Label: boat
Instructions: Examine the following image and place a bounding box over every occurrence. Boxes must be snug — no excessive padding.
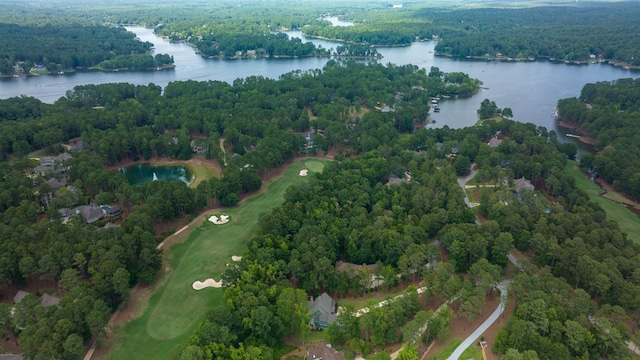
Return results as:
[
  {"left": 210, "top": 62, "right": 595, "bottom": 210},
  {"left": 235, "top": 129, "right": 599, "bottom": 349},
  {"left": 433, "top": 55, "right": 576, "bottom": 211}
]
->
[{"left": 434, "top": 107, "right": 440, "bottom": 112}]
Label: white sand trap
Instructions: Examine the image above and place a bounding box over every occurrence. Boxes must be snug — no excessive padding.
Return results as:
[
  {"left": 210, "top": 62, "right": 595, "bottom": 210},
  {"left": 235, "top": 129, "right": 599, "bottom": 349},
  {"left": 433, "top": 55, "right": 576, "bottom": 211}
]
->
[
  {"left": 299, "top": 169, "right": 308, "bottom": 176},
  {"left": 232, "top": 256, "right": 242, "bottom": 261},
  {"left": 192, "top": 278, "right": 223, "bottom": 290},
  {"left": 208, "top": 214, "right": 230, "bottom": 224}
]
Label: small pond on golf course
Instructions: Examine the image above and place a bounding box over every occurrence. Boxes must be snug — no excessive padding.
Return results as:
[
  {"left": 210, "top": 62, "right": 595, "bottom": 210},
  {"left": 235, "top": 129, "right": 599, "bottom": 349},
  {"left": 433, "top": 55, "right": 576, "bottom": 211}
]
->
[{"left": 119, "top": 164, "right": 193, "bottom": 186}]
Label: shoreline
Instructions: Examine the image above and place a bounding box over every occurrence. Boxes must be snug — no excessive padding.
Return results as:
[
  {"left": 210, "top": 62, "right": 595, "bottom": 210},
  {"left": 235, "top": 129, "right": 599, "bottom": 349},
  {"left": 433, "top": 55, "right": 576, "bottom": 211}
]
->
[
  {"left": 0, "top": 64, "right": 175, "bottom": 78},
  {"left": 556, "top": 120, "right": 596, "bottom": 145}
]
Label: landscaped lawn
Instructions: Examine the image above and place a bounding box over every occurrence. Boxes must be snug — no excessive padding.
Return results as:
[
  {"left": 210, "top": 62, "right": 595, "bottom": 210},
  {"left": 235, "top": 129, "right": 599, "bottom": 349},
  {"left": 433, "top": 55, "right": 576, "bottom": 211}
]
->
[
  {"left": 100, "top": 158, "right": 330, "bottom": 360},
  {"left": 459, "top": 344, "right": 483, "bottom": 360},
  {"left": 565, "top": 161, "right": 640, "bottom": 244},
  {"left": 429, "top": 338, "right": 463, "bottom": 360}
]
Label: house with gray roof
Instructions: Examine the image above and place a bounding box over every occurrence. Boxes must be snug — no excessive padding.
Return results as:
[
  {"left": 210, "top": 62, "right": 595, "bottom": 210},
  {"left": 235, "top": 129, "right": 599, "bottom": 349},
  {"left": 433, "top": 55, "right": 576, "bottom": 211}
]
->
[
  {"left": 309, "top": 292, "right": 337, "bottom": 329},
  {"left": 13, "top": 290, "right": 60, "bottom": 307},
  {"left": 514, "top": 177, "right": 535, "bottom": 192},
  {"left": 75, "top": 205, "right": 104, "bottom": 223}
]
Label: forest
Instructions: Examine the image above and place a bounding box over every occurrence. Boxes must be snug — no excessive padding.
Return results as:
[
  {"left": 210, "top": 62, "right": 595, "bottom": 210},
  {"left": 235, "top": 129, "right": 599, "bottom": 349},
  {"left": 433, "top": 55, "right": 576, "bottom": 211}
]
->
[
  {"left": 557, "top": 78, "right": 640, "bottom": 200},
  {"left": 301, "top": 2, "right": 640, "bottom": 65},
  {"left": 0, "top": 23, "right": 174, "bottom": 75},
  {"left": 0, "top": 61, "right": 479, "bottom": 359},
  {"left": 172, "top": 116, "right": 640, "bottom": 359}
]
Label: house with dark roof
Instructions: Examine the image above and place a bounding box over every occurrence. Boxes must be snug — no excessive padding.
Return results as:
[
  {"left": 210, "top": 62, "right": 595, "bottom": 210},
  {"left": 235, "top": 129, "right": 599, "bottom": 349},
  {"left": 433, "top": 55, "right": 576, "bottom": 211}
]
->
[
  {"left": 309, "top": 292, "right": 337, "bottom": 329},
  {"left": 102, "top": 204, "right": 122, "bottom": 218},
  {"left": 306, "top": 343, "right": 345, "bottom": 360}
]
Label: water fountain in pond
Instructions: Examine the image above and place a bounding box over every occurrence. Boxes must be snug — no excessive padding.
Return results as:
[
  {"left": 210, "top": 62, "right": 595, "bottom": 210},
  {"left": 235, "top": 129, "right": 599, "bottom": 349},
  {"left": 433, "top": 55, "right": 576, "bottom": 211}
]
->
[{"left": 152, "top": 172, "right": 158, "bottom": 181}]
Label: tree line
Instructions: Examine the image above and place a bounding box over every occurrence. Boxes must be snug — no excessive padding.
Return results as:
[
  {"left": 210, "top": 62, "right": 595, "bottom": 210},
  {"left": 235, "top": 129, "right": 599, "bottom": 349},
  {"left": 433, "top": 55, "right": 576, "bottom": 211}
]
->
[
  {"left": 0, "top": 23, "right": 175, "bottom": 75},
  {"left": 301, "top": 2, "right": 640, "bottom": 65}
]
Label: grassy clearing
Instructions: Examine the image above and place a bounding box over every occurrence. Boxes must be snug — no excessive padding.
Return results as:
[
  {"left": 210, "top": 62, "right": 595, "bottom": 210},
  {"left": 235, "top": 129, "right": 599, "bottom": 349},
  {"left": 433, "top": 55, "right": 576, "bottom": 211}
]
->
[
  {"left": 428, "top": 338, "right": 463, "bottom": 360},
  {"left": 565, "top": 161, "right": 640, "bottom": 244},
  {"left": 459, "top": 344, "right": 483, "bottom": 360},
  {"left": 184, "top": 157, "right": 219, "bottom": 188},
  {"left": 100, "top": 158, "right": 330, "bottom": 360}
]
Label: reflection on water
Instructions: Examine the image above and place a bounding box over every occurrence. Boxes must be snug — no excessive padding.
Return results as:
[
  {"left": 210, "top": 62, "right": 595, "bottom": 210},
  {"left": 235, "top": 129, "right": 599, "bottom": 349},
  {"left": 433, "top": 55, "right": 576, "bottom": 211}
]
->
[{"left": 120, "top": 164, "right": 192, "bottom": 185}]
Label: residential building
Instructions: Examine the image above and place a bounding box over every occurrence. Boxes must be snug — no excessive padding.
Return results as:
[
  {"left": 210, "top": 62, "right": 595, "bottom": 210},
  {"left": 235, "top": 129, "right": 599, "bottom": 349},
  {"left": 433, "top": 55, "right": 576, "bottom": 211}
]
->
[
  {"left": 514, "top": 177, "right": 535, "bottom": 192},
  {"left": 306, "top": 343, "right": 345, "bottom": 360},
  {"left": 309, "top": 292, "right": 337, "bottom": 329}
]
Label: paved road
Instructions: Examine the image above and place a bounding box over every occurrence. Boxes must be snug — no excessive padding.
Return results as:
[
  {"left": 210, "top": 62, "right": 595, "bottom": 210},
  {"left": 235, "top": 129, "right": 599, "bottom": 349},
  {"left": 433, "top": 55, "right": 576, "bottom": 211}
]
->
[
  {"left": 457, "top": 169, "right": 478, "bottom": 207},
  {"left": 446, "top": 280, "right": 510, "bottom": 360}
]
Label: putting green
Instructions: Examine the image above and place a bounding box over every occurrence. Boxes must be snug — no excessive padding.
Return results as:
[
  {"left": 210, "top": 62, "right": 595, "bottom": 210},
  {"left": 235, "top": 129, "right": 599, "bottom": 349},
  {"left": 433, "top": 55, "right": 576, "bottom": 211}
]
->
[{"left": 102, "top": 158, "right": 329, "bottom": 360}]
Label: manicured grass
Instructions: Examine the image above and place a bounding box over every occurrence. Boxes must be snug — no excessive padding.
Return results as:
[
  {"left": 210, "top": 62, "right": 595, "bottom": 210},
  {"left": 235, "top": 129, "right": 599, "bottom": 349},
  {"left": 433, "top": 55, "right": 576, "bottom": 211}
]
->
[
  {"left": 336, "top": 347, "right": 356, "bottom": 360},
  {"left": 184, "top": 157, "right": 219, "bottom": 188},
  {"left": 459, "top": 344, "right": 483, "bottom": 360},
  {"left": 306, "top": 331, "right": 326, "bottom": 342},
  {"left": 100, "top": 158, "right": 330, "bottom": 360},
  {"left": 428, "top": 338, "right": 463, "bottom": 360},
  {"left": 565, "top": 161, "right": 640, "bottom": 244}
]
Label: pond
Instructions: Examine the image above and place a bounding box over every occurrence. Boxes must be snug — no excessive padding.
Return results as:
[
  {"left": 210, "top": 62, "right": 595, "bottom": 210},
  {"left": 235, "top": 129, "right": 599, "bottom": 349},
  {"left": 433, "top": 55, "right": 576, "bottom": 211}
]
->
[{"left": 119, "top": 164, "right": 193, "bottom": 186}]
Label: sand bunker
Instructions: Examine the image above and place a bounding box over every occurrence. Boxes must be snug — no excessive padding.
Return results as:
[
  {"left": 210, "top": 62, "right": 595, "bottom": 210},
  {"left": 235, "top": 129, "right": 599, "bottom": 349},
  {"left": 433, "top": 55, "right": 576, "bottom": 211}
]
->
[
  {"left": 192, "top": 278, "right": 223, "bottom": 290},
  {"left": 208, "top": 214, "right": 230, "bottom": 224},
  {"left": 232, "top": 256, "right": 242, "bottom": 261},
  {"left": 299, "top": 169, "right": 308, "bottom": 176}
]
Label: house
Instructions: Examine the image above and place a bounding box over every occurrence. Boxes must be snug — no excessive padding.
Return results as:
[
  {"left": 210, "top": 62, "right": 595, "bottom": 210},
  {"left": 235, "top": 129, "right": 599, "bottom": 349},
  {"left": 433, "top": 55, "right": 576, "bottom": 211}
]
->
[
  {"left": 75, "top": 205, "right": 104, "bottom": 223},
  {"left": 306, "top": 343, "right": 345, "bottom": 360},
  {"left": 190, "top": 139, "right": 208, "bottom": 154},
  {"left": 514, "top": 177, "right": 535, "bottom": 192},
  {"left": 14, "top": 290, "right": 60, "bottom": 307},
  {"left": 40, "top": 157, "right": 55, "bottom": 167},
  {"left": 102, "top": 204, "right": 122, "bottom": 218},
  {"left": 41, "top": 293, "right": 60, "bottom": 307},
  {"left": 45, "top": 177, "right": 67, "bottom": 191},
  {"left": 308, "top": 292, "right": 337, "bottom": 329},
  {"left": 487, "top": 136, "right": 503, "bottom": 148}
]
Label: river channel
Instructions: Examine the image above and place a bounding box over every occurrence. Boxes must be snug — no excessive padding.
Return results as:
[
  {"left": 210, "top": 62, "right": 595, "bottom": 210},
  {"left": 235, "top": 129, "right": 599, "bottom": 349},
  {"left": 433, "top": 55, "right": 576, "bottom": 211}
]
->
[{"left": 1, "top": 21, "right": 638, "bottom": 140}]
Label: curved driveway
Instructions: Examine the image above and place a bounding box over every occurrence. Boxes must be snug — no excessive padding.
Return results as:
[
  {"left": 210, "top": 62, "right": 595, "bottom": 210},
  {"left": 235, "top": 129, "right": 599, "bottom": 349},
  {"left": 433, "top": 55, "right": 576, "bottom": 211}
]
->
[{"left": 446, "top": 280, "right": 510, "bottom": 360}]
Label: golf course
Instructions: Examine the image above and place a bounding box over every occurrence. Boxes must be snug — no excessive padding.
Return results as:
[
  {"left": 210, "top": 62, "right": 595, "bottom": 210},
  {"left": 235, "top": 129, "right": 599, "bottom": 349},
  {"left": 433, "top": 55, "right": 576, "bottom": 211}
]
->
[
  {"left": 100, "top": 158, "right": 330, "bottom": 360},
  {"left": 566, "top": 161, "right": 640, "bottom": 244}
]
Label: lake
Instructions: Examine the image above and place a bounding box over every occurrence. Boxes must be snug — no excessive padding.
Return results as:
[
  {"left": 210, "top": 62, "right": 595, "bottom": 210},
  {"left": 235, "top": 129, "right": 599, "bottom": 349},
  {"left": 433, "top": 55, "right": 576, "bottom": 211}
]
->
[
  {"left": 1, "top": 24, "right": 638, "bottom": 139},
  {"left": 119, "top": 164, "right": 192, "bottom": 186}
]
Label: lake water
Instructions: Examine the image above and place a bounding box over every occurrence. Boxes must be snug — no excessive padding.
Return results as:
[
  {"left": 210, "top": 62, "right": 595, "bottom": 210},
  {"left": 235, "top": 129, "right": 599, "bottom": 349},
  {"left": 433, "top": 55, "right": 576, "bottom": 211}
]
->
[
  {"left": 1, "top": 25, "right": 638, "bottom": 139},
  {"left": 119, "top": 164, "right": 192, "bottom": 185}
]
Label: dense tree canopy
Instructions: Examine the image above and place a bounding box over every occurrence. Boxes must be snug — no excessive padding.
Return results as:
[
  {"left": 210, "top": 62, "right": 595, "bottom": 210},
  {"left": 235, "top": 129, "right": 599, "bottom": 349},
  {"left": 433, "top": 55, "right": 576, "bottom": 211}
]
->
[{"left": 557, "top": 78, "right": 640, "bottom": 200}]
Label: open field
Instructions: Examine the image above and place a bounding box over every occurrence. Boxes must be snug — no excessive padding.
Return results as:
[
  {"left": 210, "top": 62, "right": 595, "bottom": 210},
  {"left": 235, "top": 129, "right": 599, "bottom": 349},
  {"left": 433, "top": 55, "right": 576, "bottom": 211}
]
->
[
  {"left": 565, "top": 161, "right": 640, "bottom": 244},
  {"left": 99, "top": 158, "right": 329, "bottom": 360}
]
